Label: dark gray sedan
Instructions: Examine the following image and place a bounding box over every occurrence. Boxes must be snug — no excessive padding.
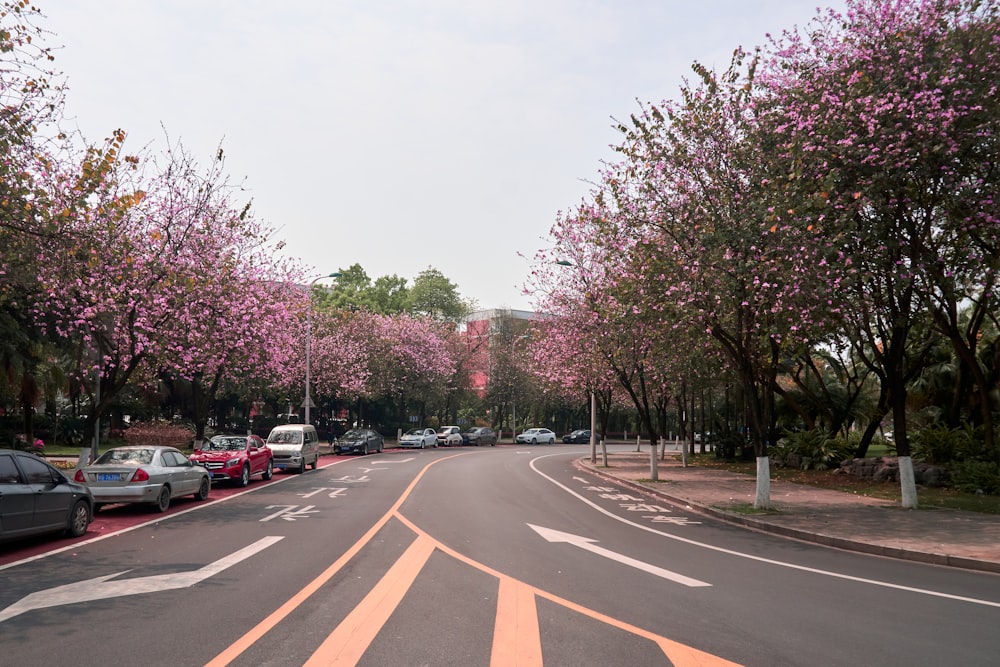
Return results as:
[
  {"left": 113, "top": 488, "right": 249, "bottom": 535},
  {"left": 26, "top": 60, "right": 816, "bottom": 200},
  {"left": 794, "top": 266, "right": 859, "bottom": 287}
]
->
[
  {"left": 1, "top": 448, "right": 93, "bottom": 543},
  {"left": 75, "top": 445, "right": 210, "bottom": 512},
  {"left": 334, "top": 429, "right": 384, "bottom": 455},
  {"left": 466, "top": 427, "right": 497, "bottom": 446}
]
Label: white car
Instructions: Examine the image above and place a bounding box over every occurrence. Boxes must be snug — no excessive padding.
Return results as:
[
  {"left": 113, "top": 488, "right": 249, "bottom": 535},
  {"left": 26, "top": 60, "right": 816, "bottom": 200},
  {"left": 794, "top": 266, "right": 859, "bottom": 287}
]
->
[
  {"left": 436, "top": 426, "right": 463, "bottom": 447},
  {"left": 399, "top": 427, "right": 438, "bottom": 449},
  {"left": 516, "top": 428, "right": 556, "bottom": 444}
]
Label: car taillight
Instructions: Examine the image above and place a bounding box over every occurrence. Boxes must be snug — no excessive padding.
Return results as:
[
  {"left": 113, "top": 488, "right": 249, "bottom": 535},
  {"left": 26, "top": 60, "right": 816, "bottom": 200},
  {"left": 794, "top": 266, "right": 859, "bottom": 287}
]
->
[
  {"left": 74, "top": 469, "right": 85, "bottom": 483},
  {"left": 131, "top": 468, "right": 150, "bottom": 483}
]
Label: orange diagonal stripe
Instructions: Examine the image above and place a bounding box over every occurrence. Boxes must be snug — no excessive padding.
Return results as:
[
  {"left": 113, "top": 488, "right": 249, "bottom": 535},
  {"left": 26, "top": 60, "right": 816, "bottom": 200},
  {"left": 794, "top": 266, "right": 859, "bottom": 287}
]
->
[
  {"left": 492, "top": 577, "right": 543, "bottom": 666},
  {"left": 305, "top": 534, "right": 436, "bottom": 666}
]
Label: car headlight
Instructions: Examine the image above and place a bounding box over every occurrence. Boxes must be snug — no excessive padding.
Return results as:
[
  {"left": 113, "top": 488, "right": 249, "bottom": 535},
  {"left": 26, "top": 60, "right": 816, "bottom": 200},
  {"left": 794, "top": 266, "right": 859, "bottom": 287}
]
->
[{"left": 226, "top": 458, "right": 241, "bottom": 467}]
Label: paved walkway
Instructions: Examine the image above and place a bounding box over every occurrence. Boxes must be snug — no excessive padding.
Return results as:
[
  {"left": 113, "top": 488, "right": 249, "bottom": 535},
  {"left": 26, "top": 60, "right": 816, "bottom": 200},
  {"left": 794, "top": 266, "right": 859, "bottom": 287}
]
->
[{"left": 576, "top": 448, "right": 1000, "bottom": 574}]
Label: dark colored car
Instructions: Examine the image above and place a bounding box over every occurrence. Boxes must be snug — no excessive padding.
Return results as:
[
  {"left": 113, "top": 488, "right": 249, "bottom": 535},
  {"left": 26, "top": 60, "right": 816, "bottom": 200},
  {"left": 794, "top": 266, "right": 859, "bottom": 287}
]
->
[
  {"left": 189, "top": 434, "right": 273, "bottom": 486},
  {"left": 466, "top": 427, "right": 497, "bottom": 446},
  {"left": 1, "top": 448, "right": 94, "bottom": 543},
  {"left": 563, "top": 429, "right": 600, "bottom": 444},
  {"left": 335, "top": 429, "right": 384, "bottom": 455}
]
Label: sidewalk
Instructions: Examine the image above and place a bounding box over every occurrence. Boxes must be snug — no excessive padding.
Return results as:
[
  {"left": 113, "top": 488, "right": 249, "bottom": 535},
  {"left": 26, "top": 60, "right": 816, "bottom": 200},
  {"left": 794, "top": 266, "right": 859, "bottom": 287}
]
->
[{"left": 576, "top": 448, "right": 1000, "bottom": 574}]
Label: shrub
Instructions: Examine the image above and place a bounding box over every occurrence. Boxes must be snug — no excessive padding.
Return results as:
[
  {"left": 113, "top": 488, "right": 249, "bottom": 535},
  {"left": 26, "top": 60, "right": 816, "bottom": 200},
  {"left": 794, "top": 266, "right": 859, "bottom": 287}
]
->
[
  {"left": 776, "top": 429, "right": 853, "bottom": 470},
  {"left": 950, "top": 460, "right": 1000, "bottom": 495},
  {"left": 123, "top": 420, "right": 195, "bottom": 448}
]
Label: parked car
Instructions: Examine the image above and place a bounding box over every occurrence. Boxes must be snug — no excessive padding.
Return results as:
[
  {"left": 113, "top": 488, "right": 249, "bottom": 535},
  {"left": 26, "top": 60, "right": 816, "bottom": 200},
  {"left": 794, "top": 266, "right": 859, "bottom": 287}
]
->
[
  {"left": 1, "top": 448, "right": 94, "bottom": 543},
  {"left": 399, "top": 428, "right": 438, "bottom": 449},
  {"left": 516, "top": 428, "right": 556, "bottom": 444},
  {"left": 563, "top": 429, "right": 600, "bottom": 444},
  {"left": 437, "top": 425, "right": 463, "bottom": 447},
  {"left": 466, "top": 427, "right": 497, "bottom": 446},
  {"left": 189, "top": 434, "right": 273, "bottom": 486},
  {"left": 335, "top": 429, "right": 384, "bottom": 455},
  {"left": 75, "top": 445, "right": 210, "bottom": 513},
  {"left": 266, "top": 424, "right": 321, "bottom": 473}
]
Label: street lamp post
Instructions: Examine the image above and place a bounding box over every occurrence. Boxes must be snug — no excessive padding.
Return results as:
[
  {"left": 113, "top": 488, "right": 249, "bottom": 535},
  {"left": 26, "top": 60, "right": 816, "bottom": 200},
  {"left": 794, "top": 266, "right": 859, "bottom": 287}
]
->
[{"left": 304, "top": 272, "right": 341, "bottom": 425}]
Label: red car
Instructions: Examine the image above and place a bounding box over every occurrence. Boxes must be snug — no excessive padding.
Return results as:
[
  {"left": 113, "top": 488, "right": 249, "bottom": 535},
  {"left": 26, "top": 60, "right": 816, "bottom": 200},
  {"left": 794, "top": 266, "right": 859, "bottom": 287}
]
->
[{"left": 189, "top": 434, "right": 273, "bottom": 487}]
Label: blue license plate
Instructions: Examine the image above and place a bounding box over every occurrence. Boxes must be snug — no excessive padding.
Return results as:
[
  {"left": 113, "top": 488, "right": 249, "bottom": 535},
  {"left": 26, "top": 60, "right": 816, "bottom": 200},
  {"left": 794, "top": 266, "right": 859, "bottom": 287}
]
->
[{"left": 96, "top": 473, "right": 120, "bottom": 482}]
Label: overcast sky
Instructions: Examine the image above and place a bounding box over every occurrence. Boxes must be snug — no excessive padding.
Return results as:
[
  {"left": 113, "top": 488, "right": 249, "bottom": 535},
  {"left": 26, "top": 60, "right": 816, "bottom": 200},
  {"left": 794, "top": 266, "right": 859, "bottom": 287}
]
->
[{"left": 39, "top": 1, "right": 844, "bottom": 312}]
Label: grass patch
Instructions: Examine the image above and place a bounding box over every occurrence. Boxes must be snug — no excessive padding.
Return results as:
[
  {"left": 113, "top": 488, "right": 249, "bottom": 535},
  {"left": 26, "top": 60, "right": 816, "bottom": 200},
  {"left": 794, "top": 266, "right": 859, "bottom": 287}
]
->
[{"left": 691, "top": 454, "right": 1000, "bottom": 514}]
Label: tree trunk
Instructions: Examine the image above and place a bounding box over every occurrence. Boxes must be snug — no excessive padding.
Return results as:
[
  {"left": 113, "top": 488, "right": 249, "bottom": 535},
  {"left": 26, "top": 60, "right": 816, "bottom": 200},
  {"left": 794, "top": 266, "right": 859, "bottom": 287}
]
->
[{"left": 754, "top": 456, "right": 772, "bottom": 510}]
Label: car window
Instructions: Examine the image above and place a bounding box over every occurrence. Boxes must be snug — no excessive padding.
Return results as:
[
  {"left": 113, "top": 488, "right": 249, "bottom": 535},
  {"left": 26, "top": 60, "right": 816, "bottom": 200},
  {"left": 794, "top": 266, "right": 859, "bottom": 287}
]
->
[
  {"left": 268, "top": 431, "right": 302, "bottom": 445},
  {"left": 19, "top": 455, "right": 59, "bottom": 484},
  {"left": 97, "top": 448, "right": 154, "bottom": 465},
  {"left": 208, "top": 437, "right": 245, "bottom": 451},
  {"left": 0, "top": 454, "right": 23, "bottom": 484}
]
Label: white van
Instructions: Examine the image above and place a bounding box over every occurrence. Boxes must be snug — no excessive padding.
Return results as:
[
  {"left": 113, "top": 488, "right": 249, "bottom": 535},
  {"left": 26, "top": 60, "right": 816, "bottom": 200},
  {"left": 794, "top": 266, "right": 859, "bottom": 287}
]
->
[{"left": 265, "top": 424, "right": 320, "bottom": 473}]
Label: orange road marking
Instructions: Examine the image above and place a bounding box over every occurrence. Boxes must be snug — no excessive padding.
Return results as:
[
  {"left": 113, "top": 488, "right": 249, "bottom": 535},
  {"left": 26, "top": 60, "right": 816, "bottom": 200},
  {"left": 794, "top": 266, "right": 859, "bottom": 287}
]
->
[
  {"left": 208, "top": 451, "right": 741, "bottom": 667},
  {"left": 394, "top": 512, "right": 743, "bottom": 667},
  {"left": 491, "top": 577, "right": 543, "bottom": 666},
  {"left": 204, "top": 453, "right": 466, "bottom": 667},
  {"left": 305, "top": 534, "right": 436, "bottom": 666}
]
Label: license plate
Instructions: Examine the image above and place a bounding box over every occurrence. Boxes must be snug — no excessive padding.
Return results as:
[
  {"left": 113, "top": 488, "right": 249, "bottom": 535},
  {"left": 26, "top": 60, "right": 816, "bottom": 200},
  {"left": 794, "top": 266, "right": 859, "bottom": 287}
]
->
[{"left": 96, "top": 473, "right": 120, "bottom": 482}]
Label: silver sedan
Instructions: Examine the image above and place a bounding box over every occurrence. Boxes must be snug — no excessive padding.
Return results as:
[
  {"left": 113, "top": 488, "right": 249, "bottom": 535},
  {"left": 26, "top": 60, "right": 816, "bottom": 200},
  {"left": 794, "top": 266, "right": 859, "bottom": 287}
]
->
[{"left": 75, "top": 445, "right": 210, "bottom": 512}]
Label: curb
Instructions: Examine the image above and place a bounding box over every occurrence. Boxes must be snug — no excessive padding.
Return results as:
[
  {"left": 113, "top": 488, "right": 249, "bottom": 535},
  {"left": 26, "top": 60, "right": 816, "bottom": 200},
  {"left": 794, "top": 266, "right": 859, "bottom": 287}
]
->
[{"left": 574, "top": 459, "right": 1000, "bottom": 575}]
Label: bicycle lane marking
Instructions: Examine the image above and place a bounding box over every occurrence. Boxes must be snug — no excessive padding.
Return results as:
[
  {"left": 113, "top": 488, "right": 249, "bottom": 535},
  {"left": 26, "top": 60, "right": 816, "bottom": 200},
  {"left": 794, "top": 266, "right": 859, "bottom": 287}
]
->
[{"left": 0, "top": 456, "right": 358, "bottom": 571}]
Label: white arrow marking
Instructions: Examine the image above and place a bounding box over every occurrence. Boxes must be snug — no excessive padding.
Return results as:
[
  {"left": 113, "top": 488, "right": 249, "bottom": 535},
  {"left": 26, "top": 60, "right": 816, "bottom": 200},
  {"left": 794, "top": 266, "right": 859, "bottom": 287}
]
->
[
  {"left": 528, "top": 524, "right": 710, "bottom": 588},
  {"left": 0, "top": 536, "right": 284, "bottom": 623}
]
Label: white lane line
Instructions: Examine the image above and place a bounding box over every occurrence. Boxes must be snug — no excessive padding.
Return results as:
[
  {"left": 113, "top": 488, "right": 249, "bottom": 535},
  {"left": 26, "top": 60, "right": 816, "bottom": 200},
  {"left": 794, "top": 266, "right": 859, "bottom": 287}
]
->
[{"left": 529, "top": 453, "right": 1000, "bottom": 608}]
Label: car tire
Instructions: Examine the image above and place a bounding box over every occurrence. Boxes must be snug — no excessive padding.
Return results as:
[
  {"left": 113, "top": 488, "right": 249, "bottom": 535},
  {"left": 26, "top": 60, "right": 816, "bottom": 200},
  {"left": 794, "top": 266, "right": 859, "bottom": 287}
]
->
[
  {"left": 238, "top": 464, "right": 250, "bottom": 487},
  {"left": 155, "top": 486, "right": 171, "bottom": 513},
  {"left": 531, "top": 438, "right": 537, "bottom": 444},
  {"left": 548, "top": 437, "right": 555, "bottom": 444},
  {"left": 194, "top": 476, "right": 210, "bottom": 501},
  {"left": 299, "top": 458, "right": 307, "bottom": 474},
  {"left": 310, "top": 456, "right": 318, "bottom": 470},
  {"left": 66, "top": 500, "right": 90, "bottom": 537},
  {"left": 420, "top": 442, "right": 425, "bottom": 449},
  {"left": 262, "top": 460, "right": 273, "bottom": 480},
  {"left": 362, "top": 443, "right": 369, "bottom": 455}
]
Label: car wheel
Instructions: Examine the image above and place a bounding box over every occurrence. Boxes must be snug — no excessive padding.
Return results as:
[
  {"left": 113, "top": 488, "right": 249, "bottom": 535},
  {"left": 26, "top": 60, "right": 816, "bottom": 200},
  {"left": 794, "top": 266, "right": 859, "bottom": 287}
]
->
[
  {"left": 549, "top": 437, "right": 555, "bottom": 444},
  {"left": 362, "top": 443, "right": 369, "bottom": 455},
  {"left": 262, "top": 460, "right": 273, "bottom": 480},
  {"left": 420, "top": 441, "right": 425, "bottom": 449},
  {"left": 238, "top": 464, "right": 250, "bottom": 487},
  {"left": 155, "top": 486, "right": 171, "bottom": 513},
  {"left": 531, "top": 438, "right": 537, "bottom": 444},
  {"left": 66, "top": 500, "right": 90, "bottom": 537},
  {"left": 377, "top": 441, "right": 383, "bottom": 453},
  {"left": 194, "top": 476, "right": 210, "bottom": 501},
  {"left": 299, "top": 458, "right": 307, "bottom": 474},
  {"left": 310, "top": 455, "right": 318, "bottom": 470}
]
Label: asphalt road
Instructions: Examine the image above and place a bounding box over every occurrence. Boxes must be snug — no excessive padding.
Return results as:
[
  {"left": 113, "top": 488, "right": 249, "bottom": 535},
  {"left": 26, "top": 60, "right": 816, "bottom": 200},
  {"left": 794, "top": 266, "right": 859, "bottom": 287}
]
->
[{"left": 2, "top": 444, "right": 999, "bottom": 666}]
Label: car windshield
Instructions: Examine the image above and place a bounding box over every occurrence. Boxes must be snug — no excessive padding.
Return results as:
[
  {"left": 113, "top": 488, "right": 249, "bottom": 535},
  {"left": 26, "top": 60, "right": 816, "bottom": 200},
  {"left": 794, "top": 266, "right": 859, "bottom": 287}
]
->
[
  {"left": 404, "top": 429, "right": 424, "bottom": 436},
  {"left": 95, "top": 448, "right": 154, "bottom": 465},
  {"left": 342, "top": 430, "right": 364, "bottom": 439},
  {"left": 206, "top": 437, "right": 246, "bottom": 451},
  {"left": 268, "top": 431, "right": 302, "bottom": 445}
]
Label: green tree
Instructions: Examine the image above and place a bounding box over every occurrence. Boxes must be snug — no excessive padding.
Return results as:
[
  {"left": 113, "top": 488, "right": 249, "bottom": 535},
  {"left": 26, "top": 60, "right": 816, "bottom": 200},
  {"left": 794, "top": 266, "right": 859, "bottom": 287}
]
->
[{"left": 406, "top": 267, "right": 472, "bottom": 322}]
